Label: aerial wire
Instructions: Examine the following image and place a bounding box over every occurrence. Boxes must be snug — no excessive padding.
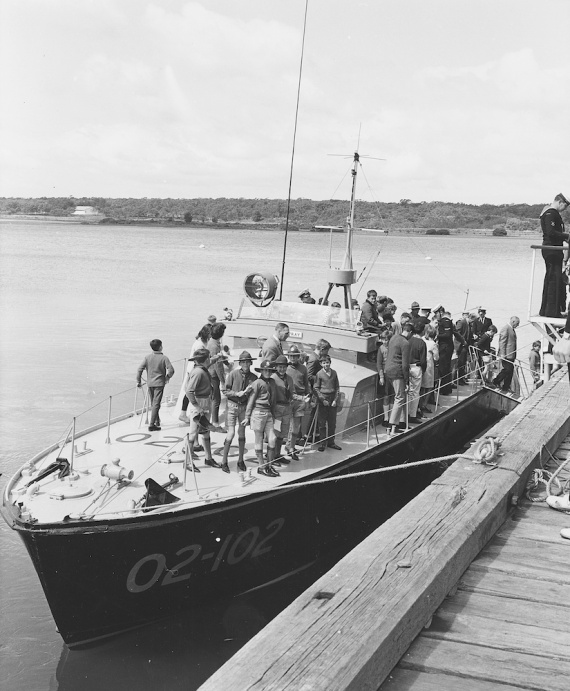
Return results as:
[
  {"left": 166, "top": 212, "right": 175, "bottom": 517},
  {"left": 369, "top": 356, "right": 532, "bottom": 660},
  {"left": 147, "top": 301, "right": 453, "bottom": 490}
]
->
[{"left": 279, "top": 0, "right": 309, "bottom": 300}]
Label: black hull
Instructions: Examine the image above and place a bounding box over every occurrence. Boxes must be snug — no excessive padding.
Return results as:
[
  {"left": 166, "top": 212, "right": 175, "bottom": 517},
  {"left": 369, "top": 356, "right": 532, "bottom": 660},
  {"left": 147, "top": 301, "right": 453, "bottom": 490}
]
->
[{"left": 14, "top": 389, "right": 515, "bottom": 647}]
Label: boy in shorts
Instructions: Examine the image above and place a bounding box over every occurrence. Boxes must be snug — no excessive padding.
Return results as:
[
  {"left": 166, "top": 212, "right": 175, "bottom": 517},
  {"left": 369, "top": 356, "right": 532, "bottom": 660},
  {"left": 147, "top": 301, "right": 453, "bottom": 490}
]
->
[
  {"left": 185, "top": 348, "right": 222, "bottom": 471},
  {"left": 243, "top": 359, "right": 279, "bottom": 477},
  {"left": 220, "top": 351, "right": 257, "bottom": 473}
]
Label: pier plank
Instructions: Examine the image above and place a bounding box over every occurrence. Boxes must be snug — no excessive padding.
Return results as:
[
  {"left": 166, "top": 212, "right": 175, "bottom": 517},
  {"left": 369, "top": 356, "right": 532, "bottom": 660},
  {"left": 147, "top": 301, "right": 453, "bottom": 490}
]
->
[
  {"left": 398, "top": 638, "right": 570, "bottom": 691},
  {"left": 381, "top": 668, "right": 520, "bottom": 691},
  {"left": 199, "top": 373, "right": 570, "bottom": 691},
  {"left": 458, "top": 569, "right": 570, "bottom": 608},
  {"left": 470, "top": 537, "right": 570, "bottom": 583},
  {"left": 424, "top": 592, "right": 570, "bottom": 659}
]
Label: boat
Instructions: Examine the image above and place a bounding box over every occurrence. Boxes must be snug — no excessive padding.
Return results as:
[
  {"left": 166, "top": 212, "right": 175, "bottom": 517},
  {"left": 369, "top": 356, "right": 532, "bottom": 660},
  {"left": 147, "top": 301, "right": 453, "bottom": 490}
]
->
[{"left": 0, "top": 145, "right": 520, "bottom": 648}]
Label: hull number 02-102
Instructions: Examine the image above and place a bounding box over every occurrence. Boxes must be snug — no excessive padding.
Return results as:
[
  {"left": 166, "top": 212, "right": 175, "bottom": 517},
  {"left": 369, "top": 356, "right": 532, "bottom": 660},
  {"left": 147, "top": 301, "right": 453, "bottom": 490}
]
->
[{"left": 126, "top": 517, "right": 285, "bottom": 593}]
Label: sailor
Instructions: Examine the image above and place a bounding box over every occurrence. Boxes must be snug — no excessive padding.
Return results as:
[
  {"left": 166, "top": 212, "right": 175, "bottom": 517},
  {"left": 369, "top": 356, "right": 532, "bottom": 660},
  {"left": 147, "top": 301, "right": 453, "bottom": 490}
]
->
[
  {"left": 184, "top": 348, "right": 222, "bottom": 470},
  {"left": 220, "top": 350, "right": 257, "bottom": 473},
  {"left": 539, "top": 193, "right": 570, "bottom": 318},
  {"left": 299, "top": 289, "right": 316, "bottom": 304},
  {"left": 286, "top": 344, "right": 310, "bottom": 460},
  {"left": 243, "top": 359, "right": 280, "bottom": 477},
  {"left": 271, "top": 354, "right": 295, "bottom": 465},
  {"left": 435, "top": 306, "right": 466, "bottom": 395},
  {"left": 261, "top": 322, "right": 289, "bottom": 361}
]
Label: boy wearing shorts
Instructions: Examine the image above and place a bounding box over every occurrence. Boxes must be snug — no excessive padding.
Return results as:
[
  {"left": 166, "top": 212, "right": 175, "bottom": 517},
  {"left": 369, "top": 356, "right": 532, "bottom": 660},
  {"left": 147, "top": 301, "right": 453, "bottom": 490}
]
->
[
  {"left": 185, "top": 348, "right": 222, "bottom": 471},
  {"left": 243, "top": 359, "right": 279, "bottom": 477},
  {"left": 221, "top": 351, "right": 257, "bottom": 473}
]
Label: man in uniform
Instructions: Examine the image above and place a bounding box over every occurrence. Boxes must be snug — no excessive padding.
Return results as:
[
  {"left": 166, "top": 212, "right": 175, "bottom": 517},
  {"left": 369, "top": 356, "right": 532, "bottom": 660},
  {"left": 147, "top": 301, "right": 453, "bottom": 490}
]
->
[
  {"left": 299, "top": 289, "right": 316, "bottom": 304},
  {"left": 539, "top": 193, "right": 570, "bottom": 318},
  {"left": 435, "top": 305, "right": 466, "bottom": 395}
]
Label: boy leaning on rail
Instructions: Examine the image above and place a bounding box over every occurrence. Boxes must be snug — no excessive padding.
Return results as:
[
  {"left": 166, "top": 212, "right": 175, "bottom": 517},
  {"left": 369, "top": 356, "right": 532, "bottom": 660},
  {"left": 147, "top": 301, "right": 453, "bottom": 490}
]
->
[{"left": 136, "top": 339, "right": 174, "bottom": 432}]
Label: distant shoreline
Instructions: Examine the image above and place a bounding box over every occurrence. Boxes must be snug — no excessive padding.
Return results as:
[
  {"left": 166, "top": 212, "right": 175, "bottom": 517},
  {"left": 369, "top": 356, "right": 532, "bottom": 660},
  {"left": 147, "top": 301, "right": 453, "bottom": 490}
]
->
[{"left": 0, "top": 214, "right": 540, "bottom": 238}]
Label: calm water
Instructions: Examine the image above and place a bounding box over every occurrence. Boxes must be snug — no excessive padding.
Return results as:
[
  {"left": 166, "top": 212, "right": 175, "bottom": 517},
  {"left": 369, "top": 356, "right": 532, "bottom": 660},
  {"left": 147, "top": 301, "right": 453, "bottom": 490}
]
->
[{"left": 0, "top": 220, "right": 543, "bottom": 690}]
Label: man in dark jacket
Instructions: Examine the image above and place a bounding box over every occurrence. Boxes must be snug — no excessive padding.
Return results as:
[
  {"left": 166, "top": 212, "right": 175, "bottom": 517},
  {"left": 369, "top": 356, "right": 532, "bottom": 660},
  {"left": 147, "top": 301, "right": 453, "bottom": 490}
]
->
[
  {"left": 385, "top": 322, "right": 412, "bottom": 434},
  {"left": 540, "top": 193, "right": 570, "bottom": 318}
]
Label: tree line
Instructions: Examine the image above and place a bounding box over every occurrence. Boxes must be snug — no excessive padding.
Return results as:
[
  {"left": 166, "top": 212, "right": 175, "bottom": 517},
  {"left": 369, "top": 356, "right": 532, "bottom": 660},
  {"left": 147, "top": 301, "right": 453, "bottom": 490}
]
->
[{"left": 0, "top": 196, "right": 546, "bottom": 231}]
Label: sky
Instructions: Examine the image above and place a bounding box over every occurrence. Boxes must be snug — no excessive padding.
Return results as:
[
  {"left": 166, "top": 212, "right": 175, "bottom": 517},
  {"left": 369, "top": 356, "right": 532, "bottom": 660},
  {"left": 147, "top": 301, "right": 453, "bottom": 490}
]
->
[{"left": 1, "top": 0, "right": 569, "bottom": 204}]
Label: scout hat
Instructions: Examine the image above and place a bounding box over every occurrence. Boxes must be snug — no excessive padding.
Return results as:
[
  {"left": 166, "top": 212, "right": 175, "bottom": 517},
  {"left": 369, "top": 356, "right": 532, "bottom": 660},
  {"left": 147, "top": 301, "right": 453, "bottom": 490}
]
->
[
  {"left": 237, "top": 350, "right": 254, "bottom": 362},
  {"left": 410, "top": 301, "right": 420, "bottom": 310},
  {"left": 288, "top": 344, "right": 302, "bottom": 355},
  {"left": 273, "top": 355, "right": 289, "bottom": 366},
  {"left": 298, "top": 289, "right": 311, "bottom": 298},
  {"left": 254, "top": 359, "right": 276, "bottom": 372},
  {"left": 189, "top": 347, "right": 209, "bottom": 362}
]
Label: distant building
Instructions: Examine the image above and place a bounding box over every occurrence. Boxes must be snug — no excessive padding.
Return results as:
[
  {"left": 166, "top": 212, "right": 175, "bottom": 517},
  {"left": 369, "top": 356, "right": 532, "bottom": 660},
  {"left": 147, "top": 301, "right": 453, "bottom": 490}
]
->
[{"left": 73, "top": 206, "right": 98, "bottom": 215}]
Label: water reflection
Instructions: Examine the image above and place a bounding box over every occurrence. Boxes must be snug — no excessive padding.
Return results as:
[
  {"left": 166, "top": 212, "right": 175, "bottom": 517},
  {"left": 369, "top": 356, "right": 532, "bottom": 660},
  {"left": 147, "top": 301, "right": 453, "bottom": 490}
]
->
[{"left": 55, "top": 558, "right": 333, "bottom": 691}]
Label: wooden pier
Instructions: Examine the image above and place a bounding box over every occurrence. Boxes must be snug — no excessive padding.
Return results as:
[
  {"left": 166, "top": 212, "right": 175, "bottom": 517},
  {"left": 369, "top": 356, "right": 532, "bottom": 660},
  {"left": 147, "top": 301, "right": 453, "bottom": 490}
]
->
[{"left": 199, "top": 370, "right": 570, "bottom": 691}]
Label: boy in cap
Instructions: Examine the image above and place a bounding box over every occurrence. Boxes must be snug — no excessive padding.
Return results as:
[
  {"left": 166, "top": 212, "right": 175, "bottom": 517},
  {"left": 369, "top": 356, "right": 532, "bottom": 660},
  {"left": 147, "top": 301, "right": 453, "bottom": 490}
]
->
[
  {"left": 220, "top": 351, "right": 257, "bottom": 473},
  {"left": 184, "top": 348, "right": 222, "bottom": 470},
  {"left": 314, "top": 354, "right": 341, "bottom": 451},
  {"left": 243, "top": 360, "right": 280, "bottom": 477},
  {"left": 271, "top": 354, "right": 295, "bottom": 464},
  {"left": 286, "top": 344, "right": 310, "bottom": 459},
  {"left": 136, "top": 339, "right": 175, "bottom": 432}
]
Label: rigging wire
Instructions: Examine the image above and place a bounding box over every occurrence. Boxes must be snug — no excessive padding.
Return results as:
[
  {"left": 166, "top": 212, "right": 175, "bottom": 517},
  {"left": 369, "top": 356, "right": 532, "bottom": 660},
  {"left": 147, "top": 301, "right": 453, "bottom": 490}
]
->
[{"left": 279, "top": 0, "right": 309, "bottom": 300}]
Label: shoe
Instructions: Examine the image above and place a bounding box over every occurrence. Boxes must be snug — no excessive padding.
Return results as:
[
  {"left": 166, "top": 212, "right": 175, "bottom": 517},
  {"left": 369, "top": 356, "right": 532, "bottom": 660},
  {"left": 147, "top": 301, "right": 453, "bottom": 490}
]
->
[
  {"left": 328, "top": 443, "right": 342, "bottom": 450},
  {"left": 257, "top": 465, "right": 279, "bottom": 478},
  {"left": 204, "top": 458, "right": 222, "bottom": 469},
  {"left": 186, "top": 462, "right": 201, "bottom": 473},
  {"left": 388, "top": 426, "right": 401, "bottom": 436},
  {"left": 289, "top": 451, "right": 300, "bottom": 461},
  {"left": 178, "top": 413, "right": 190, "bottom": 423},
  {"left": 194, "top": 443, "right": 204, "bottom": 453},
  {"left": 408, "top": 416, "right": 421, "bottom": 424},
  {"left": 296, "top": 437, "right": 306, "bottom": 446},
  {"left": 148, "top": 425, "right": 161, "bottom": 431},
  {"left": 416, "top": 410, "right": 424, "bottom": 419},
  {"left": 397, "top": 423, "right": 407, "bottom": 431},
  {"left": 237, "top": 460, "right": 247, "bottom": 472},
  {"left": 382, "top": 421, "right": 391, "bottom": 428},
  {"left": 423, "top": 407, "right": 433, "bottom": 413},
  {"left": 221, "top": 464, "right": 230, "bottom": 474},
  {"left": 546, "top": 494, "right": 570, "bottom": 511},
  {"left": 561, "top": 528, "right": 570, "bottom": 540},
  {"left": 318, "top": 445, "right": 325, "bottom": 452}
]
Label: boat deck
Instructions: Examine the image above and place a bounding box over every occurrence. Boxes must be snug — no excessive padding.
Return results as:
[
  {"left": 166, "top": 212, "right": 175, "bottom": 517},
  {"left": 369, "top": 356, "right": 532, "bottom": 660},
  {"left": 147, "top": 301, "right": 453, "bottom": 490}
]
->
[
  {"left": 380, "top": 434, "right": 570, "bottom": 691},
  {"left": 7, "top": 383, "right": 478, "bottom": 524}
]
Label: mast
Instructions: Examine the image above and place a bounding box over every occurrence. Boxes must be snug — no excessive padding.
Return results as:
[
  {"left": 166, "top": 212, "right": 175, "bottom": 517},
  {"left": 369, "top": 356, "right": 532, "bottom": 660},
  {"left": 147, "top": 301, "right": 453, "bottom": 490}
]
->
[{"left": 322, "top": 152, "right": 359, "bottom": 308}]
